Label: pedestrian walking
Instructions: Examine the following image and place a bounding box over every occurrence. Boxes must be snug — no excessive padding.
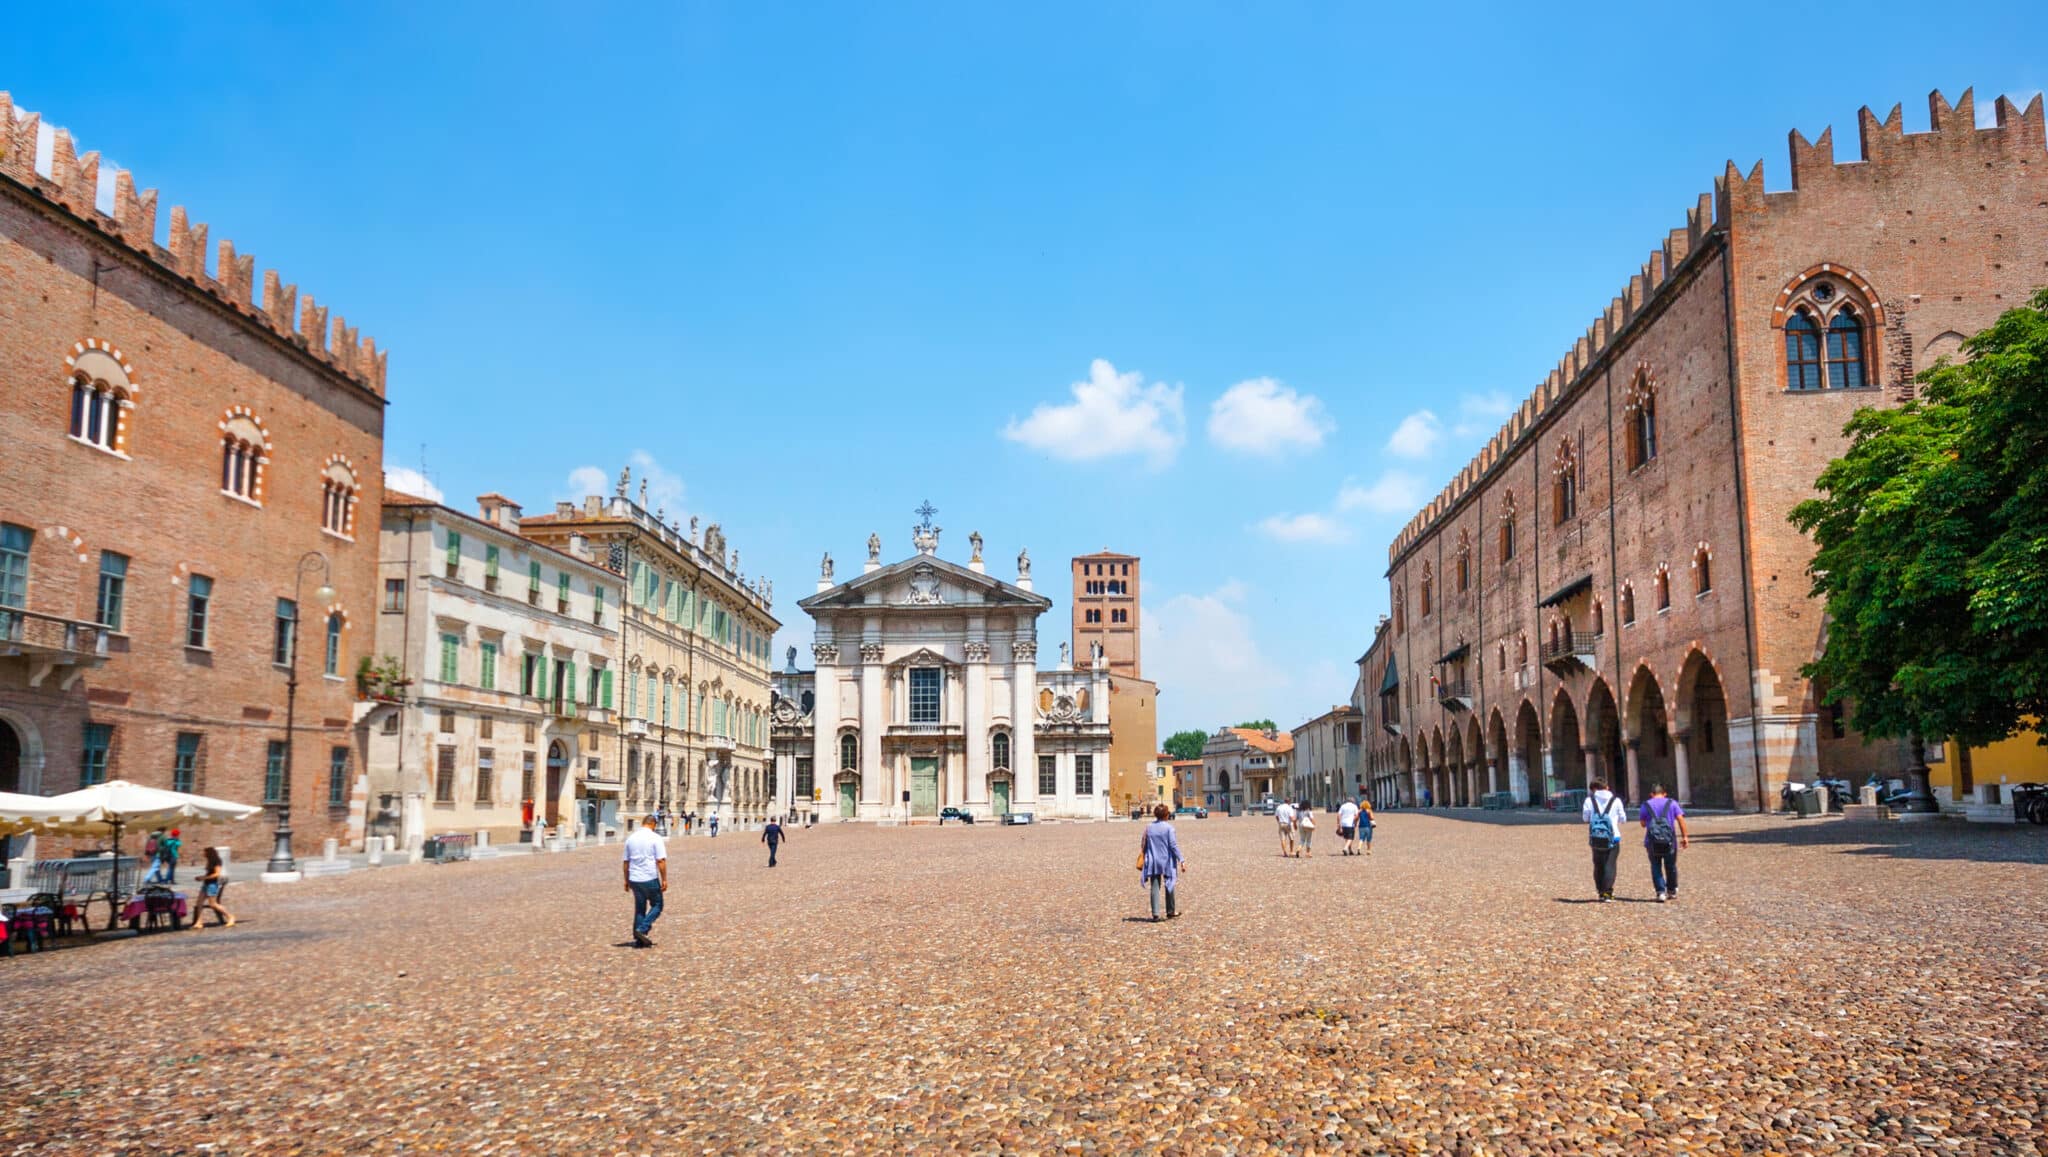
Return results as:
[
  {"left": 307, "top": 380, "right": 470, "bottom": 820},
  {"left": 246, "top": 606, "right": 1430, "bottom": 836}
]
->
[
  {"left": 141, "top": 828, "right": 167, "bottom": 884},
  {"left": 1336, "top": 797, "right": 1359, "bottom": 855},
  {"left": 156, "top": 828, "right": 182, "bottom": 884},
  {"left": 622, "top": 811, "right": 668, "bottom": 947},
  {"left": 762, "top": 817, "right": 785, "bottom": 867},
  {"left": 189, "top": 846, "right": 235, "bottom": 929},
  {"left": 1357, "top": 797, "right": 1375, "bottom": 855},
  {"left": 1638, "top": 783, "right": 1690, "bottom": 902},
  {"left": 1581, "top": 779, "right": 1628, "bottom": 902},
  {"left": 1138, "top": 803, "right": 1186, "bottom": 922},
  {"left": 1273, "top": 798, "right": 1298, "bottom": 858},
  {"left": 709, "top": 813, "right": 720, "bottom": 838},
  {"left": 1296, "top": 801, "right": 1316, "bottom": 857}
]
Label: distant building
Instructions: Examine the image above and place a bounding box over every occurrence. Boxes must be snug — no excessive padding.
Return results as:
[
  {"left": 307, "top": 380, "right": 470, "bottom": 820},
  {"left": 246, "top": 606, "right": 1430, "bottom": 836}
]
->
[
  {"left": 1201, "top": 727, "right": 1292, "bottom": 814},
  {"left": 1291, "top": 706, "right": 1363, "bottom": 811},
  {"left": 1072, "top": 551, "right": 1156, "bottom": 815},
  {"left": 1355, "top": 617, "right": 1407, "bottom": 809},
  {"left": 1168, "top": 759, "right": 1204, "bottom": 809}
]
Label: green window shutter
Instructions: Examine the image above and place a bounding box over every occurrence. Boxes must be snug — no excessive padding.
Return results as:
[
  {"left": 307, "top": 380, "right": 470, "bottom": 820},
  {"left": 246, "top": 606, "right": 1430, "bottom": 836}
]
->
[
  {"left": 485, "top": 545, "right": 500, "bottom": 579},
  {"left": 529, "top": 560, "right": 543, "bottom": 594},
  {"left": 440, "top": 634, "right": 459, "bottom": 683},
  {"left": 601, "top": 668, "right": 614, "bottom": 709},
  {"left": 480, "top": 643, "right": 496, "bottom": 689},
  {"left": 537, "top": 655, "right": 549, "bottom": 698},
  {"left": 564, "top": 661, "right": 577, "bottom": 708},
  {"left": 627, "top": 671, "right": 639, "bottom": 715},
  {"left": 592, "top": 586, "right": 605, "bottom": 618},
  {"left": 559, "top": 572, "right": 571, "bottom": 606},
  {"left": 446, "top": 531, "right": 461, "bottom": 569}
]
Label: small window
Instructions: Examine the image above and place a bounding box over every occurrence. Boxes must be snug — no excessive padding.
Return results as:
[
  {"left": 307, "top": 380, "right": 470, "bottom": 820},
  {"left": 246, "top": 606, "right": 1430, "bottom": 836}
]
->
[
  {"left": 840, "top": 731, "right": 859, "bottom": 771},
  {"left": 384, "top": 577, "right": 406, "bottom": 613},
  {"left": 1038, "top": 754, "right": 1058, "bottom": 797},
  {"left": 1498, "top": 494, "right": 1517, "bottom": 562},
  {"left": 1517, "top": 634, "right": 1528, "bottom": 665},
  {"left": 186, "top": 574, "right": 213, "bottom": 648},
  {"left": 321, "top": 459, "right": 358, "bottom": 536},
  {"left": 1786, "top": 309, "right": 1824, "bottom": 391},
  {"left": 483, "top": 544, "right": 500, "bottom": 592},
  {"left": 324, "top": 613, "right": 344, "bottom": 676},
  {"left": 991, "top": 731, "right": 1011, "bottom": 770},
  {"left": 0, "top": 523, "right": 30, "bottom": 612},
  {"left": 173, "top": 732, "right": 201, "bottom": 793},
  {"left": 435, "top": 746, "right": 456, "bottom": 803},
  {"left": 439, "top": 709, "right": 455, "bottom": 735},
  {"left": 444, "top": 531, "right": 462, "bottom": 580},
  {"left": 1420, "top": 563, "right": 1433, "bottom": 619},
  {"left": 220, "top": 414, "right": 266, "bottom": 502},
  {"left": 381, "top": 713, "right": 399, "bottom": 735},
  {"left": 1553, "top": 442, "right": 1578, "bottom": 523},
  {"left": 274, "top": 598, "right": 297, "bottom": 666},
  {"left": 1591, "top": 599, "right": 1604, "bottom": 636},
  {"left": 1621, "top": 584, "right": 1636, "bottom": 626},
  {"left": 1455, "top": 534, "right": 1470, "bottom": 593},
  {"left": 1694, "top": 546, "right": 1713, "bottom": 595},
  {"left": 476, "top": 748, "right": 495, "bottom": 804},
  {"left": 1655, "top": 569, "right": 1672, "bottom": 611},
  {"left": 81, "top": 722, "right": 114, "bottom": 785},
  {"left": 328, "top": 746, "right": 350, "bottom": 806},
  {"left": 264, "top": 739, "right": 288, "bottom": 803},
  {"left": 96, "top": 551, "right": 128, "bottom": 631},
  {"left": 1075, "top": 754, "right": 1095, "bottom": 796},
  {"left": 1625, "top": 375, "right": 1658, "bottom": 469}
]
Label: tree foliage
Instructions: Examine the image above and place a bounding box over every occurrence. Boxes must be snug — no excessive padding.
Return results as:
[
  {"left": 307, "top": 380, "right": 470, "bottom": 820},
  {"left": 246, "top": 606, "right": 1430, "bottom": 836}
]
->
[
  {"left": 1161, "top": 730, "right": 1209, "bottom": 761},
  {"left": 1234, "top": 719, "right": 1279, "bottom": 733},
  {"left": 1791, "top": 289, "right": 2048, "bottom": 748}
]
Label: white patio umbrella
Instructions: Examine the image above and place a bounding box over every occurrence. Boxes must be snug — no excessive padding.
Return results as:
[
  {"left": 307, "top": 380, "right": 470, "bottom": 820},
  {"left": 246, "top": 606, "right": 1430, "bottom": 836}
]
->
[
  {"left": 0, "top": 791, "right": 70, "bottom": 837},
  {"left": 19, "top": 781, "right": 263, "bottom": 929}
]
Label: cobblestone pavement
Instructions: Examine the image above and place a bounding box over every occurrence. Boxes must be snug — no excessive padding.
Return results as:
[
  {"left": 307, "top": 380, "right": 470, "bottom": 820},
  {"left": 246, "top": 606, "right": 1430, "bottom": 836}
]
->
[{"left": 4, "top": 811, "right": 2045, "bottom": 1154}]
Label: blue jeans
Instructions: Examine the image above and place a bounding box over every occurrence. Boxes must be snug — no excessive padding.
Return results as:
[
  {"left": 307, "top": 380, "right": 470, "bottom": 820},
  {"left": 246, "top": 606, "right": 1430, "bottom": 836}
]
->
[
  {"left": 1648, "top": 848, "right": 1679, "bottom": 895},
  {"left": 629, "top": 879, "right": 664, "bottom": 936}
]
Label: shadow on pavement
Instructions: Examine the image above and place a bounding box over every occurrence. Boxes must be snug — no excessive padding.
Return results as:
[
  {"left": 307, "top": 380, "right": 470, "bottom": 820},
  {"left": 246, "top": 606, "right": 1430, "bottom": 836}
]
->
[{"left": 1690, "top": 820, "right": 2048, "bottom": 865}]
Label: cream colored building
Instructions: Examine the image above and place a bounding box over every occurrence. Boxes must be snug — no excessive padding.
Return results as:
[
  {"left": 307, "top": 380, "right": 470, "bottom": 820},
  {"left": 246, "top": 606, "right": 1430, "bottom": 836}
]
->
[
  {"left": 772, "top": 521, "right": 1110, "bottom": 821},
  {"left": 520, "top": 468, "right": 779, "bottom": 827}
]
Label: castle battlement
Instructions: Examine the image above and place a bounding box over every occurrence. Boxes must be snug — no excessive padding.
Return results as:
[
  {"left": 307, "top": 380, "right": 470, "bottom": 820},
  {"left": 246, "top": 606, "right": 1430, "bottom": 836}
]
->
[
  {"left": 0, "top": 91, "right": 388, "bottom": 396},
  {"left": 1386, "top": 88, "right": 2046, "bottom": 569}
]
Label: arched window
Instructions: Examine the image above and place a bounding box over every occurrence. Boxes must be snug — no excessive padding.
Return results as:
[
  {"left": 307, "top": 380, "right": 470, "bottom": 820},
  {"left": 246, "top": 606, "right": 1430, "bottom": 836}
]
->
[
  {"left": 1552, "top": 442, "right": 1578, "bottom": 524},
  {"left": 1419, "top": 562, "right": 1433, "bottom": 618},
  {"left": 1454, "top": 532, "right": 1470, "bottom": 593},
  {"left": 1694, "top": 544, "right": 1713, "bottom": 595},
  {"left": 1624, "top": 372, "right": 1657, "bottom": 469},
  {"left": 1498, "top": 493, "right": 1517, "bottom": 562},
  {"left": 1655, "top": 567, "right": 1672, "bottom": 611},
  {"left": 1496, "top": 644, "right": 1506, "bottom": 671},
  {"left": 1785, "top": 309, "right": 1824, "bottom": 391},
  {"left": 321, "top": 456, "right": 358, "bottom": 537},
  {"left": 1591, "top": 599, "right": 1605, "bottom": 637},
  {"left": 991, "top": 730, "right": 1011, "bottom": 771},
  {"left": 1827, "top": 308, "right": 1867, "bottom": 389},
  {"left": 1394, "top": 587, "right": 1405, "bottom": 635},
  {"left": 1621, "top": 584, "right": 1636, "bottom": 626},
  {"left": 839, "top": 731, "right": 859, "bottom": 771},
  {"left": 219, "top": 409, "right": 269, "bottom": 503},
  {"left": 325, "top": 611, "right": 344, "bottom": 676},
  {"left": 65, "top": 343, "right": 137, "bottom": 456},
  {"left": 1516, "top": 634, "right": 1528, "bottom": 665}
]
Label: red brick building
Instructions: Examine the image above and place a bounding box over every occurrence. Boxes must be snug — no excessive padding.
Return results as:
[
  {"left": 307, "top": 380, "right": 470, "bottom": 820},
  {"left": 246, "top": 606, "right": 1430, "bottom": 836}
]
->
[
  {"left": 1374, "top": 90, "right": 2046, "bottom": 812},
  {"left": 0, "top": 91, "right": 388, "bottom": 862}
]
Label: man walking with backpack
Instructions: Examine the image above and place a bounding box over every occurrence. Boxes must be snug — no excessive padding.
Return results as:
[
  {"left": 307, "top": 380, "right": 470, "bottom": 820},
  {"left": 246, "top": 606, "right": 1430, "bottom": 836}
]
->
[
  {"left": 1581, "top": 779, "right": 1628, "bottom": 902},
  {"left": 1638, "top": 783, "right": 1689, "bottom": 902}
]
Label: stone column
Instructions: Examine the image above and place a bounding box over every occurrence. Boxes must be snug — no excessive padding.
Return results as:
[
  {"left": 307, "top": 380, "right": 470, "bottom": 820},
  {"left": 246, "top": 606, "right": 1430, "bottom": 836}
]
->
[
  {"left": 860, "top": 639, "right": 884, "bottom": 811},
  {"left": 1508, "top": 751, "right": 1530, "bottom": 805},
  {"left": 1670, "top": 729, "right": 1692, "bottom": 804},
  {"left": 1582, "top": 744, "right": 1602, "bottom": 790},
  {"left": 1012, "top": 637, "right": 1038, "bottom": 804},
  {"left": 1624, "top": 740, "right": 1642, "bottom": 803},
  {"left": 811, "top": 644, "right": 840, "bottom": 815},
  {"left": 1486, "top": 760, "right": 1500, "bottom": 796},
  {"left": 964, "top": 637, "right": 989, "bottom": 808},
  {"left": 1465, "top": 762, "right": 1478, "bottom": 806},
  {"left": 1540, "top": 748, "right": 1556, "bottom": 800}
]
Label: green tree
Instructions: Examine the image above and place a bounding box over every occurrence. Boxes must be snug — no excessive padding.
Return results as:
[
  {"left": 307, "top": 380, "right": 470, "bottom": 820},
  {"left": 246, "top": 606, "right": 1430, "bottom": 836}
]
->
[
  {"left": 1791, "top": 289, "right": 2048, "bottom": 759},
  {"left": 1235, "top": 719, "right": 1278, "bottom": 733},
  {"left": 1162, "top": 729, "right": 1209, "bottom": 761}
]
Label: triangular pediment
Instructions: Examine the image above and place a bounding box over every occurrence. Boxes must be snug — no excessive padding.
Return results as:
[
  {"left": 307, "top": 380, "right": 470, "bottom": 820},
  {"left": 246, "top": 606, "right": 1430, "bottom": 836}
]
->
[{"left": 798, "top": 554, "right": 1052, "bottom": 612}]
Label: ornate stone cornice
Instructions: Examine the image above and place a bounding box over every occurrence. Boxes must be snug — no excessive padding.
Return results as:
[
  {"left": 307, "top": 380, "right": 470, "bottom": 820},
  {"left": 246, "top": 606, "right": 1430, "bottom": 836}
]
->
[
  {"left": 964, "top": 640, "right": 991, "bottom": 663},
  {"left": 858, "top": 642, "right": 885, "bottom": 664},
  {"left": 812, "top": 643, "right": 840, "bottom": 664},
  {"left": 1012, "top": 641, "right": 1037, "bottom": 662}
]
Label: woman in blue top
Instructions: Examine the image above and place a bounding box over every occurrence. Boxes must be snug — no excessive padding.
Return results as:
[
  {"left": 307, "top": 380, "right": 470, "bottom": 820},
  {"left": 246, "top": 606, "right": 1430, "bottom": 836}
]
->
[{"left": 1139, "top": 803, "right": 1187, "bottom": 922}]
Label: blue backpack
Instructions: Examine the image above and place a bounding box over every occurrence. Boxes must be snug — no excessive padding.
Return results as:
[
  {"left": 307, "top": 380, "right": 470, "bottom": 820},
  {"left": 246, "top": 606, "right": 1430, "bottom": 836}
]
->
[{"left": 1586, "top": 794, "right": 1620, "bottom": 847}]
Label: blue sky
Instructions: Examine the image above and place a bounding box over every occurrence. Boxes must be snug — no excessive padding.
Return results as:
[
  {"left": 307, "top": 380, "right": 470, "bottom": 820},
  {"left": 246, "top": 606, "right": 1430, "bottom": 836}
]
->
[{"left": 6, "top": 4, "right": 2043, "bottom": 738}]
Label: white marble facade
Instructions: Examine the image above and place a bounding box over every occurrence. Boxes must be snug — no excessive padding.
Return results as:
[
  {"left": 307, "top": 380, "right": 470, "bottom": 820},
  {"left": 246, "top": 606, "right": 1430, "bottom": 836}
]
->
[{"left": 770, "top": 529, "right": 1110, "bottom": 822}]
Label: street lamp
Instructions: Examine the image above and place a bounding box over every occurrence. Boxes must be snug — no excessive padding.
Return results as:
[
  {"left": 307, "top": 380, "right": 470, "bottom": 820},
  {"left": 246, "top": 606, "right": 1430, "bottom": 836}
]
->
[
  {"left": 269, "top": 550, "right": 334, "bottom": 879},
  {"left": 1323, "top": 772, "right": 1332, "bottom": 812}
]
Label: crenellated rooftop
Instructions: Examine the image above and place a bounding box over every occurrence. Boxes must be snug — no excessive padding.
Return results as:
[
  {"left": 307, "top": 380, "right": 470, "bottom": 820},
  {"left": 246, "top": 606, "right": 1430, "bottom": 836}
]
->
[
  {"left": 1386, "top": 88, "right": 2046, "bottom": 570},
  {"left": 0, "top": 90, "right": 388, "bottom": 396}
]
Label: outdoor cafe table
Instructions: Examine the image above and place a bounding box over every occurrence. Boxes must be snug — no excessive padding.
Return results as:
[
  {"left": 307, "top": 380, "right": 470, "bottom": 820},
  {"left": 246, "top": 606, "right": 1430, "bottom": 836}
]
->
[{"left": 119, "top": 891, "right": 188, "bottom": 927}]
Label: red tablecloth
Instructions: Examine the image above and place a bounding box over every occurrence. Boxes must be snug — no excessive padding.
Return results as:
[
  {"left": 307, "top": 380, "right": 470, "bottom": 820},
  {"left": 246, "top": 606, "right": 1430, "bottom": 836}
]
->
[{"left": 120, "top": 894, "right": 189, "bottom": 923}]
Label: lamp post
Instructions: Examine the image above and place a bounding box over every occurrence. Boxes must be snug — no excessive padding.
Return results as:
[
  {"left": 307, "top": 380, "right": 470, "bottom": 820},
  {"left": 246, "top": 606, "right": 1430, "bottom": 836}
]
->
[{"left": 268, "top": 550, "right": 334, "bottom": 880}]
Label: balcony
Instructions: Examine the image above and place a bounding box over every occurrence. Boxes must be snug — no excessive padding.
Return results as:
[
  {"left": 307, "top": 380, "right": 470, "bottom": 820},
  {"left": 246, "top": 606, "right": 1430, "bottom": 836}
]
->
[
  {"left": 0, "top": 608, "right": 110, "bottom": 690},
  {"left": 622, "top": 718, "right": 649, "bottom": 737},
  {"left": 887, "top": 719, "right": 962, "bottom": 738},
  {"left": 1540, "top": 628, "right": 1601, "bottom": 671},
  {"left": 1435, "top": 681, "right": 1473, "bottom": 711}
]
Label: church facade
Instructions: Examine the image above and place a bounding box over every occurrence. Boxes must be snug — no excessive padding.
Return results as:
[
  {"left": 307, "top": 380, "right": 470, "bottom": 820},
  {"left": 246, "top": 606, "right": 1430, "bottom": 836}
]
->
[{"left": 770, "top": 520, "right": 1110, "bottom": 822}]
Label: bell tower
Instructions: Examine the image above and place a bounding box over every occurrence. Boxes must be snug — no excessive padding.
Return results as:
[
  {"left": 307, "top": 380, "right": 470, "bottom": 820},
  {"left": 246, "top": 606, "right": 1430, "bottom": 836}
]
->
[{"left": 1070, "top": 551, "right": 1140, "bottom": 678}]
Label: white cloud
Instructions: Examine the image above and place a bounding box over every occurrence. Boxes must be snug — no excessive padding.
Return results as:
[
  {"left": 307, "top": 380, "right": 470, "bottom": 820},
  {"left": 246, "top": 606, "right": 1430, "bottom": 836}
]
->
[
  {"left": 1256, "top": 512, "right": 1351, "bottom": 544},
  {"left": 1336, "top": 470, "right": 1425, "bottom": 515},
  {"left": 383, "top": 465, "right": 443, "bottom": 503},
  {"left": 557, "top": 452, "right": 686, "bottom": 516},
  {"left": 1385, "top": 410, "right": 1442, "bottom": 459},
  {"left": 562, "top": 465, "right": 608, "bottom": 499},
  {"left": 1207, "top": 377, "right": 1333, "bottom": 455},
  {"left": 1451, "top": 391, "right": 1516, "bottom": 439},
  {"left": 1002, "top": 359, "right": 1186, "bottom": 469},
  {"left": 1143, "top": 582, "right": 1290, "bottom": 735}
]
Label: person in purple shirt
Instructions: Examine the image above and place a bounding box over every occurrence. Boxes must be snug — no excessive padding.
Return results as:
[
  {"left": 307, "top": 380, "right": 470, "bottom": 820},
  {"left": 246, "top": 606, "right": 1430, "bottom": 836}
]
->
[
  {"left": 1138, "top": 803, "right": 1188, "bottom": 922},
  {"left": 1637, "top": 783, "right": 1690, "bottom": 902}
]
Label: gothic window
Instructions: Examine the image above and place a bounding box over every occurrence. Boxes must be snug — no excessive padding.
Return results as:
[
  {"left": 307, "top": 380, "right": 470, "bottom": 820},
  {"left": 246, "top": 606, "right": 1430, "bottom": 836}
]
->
[
  {"left": 1393, "top": 587, "right": 1405, "bottom": 635},
  {"left": 1785, "top": 309, "right": 1824, "bottom": 391},
  {"left": 1591, "top": 598, "right": 1604, "bottom": 637},
  {"left": 1693, "top": 544, "right": 1713, "bottom": 595},
  {"left": 839, "top": 731, "right": 859, "bottom": 771},
  {"left": 1419, "top": 562, "right": 1433, "bottom": 619},
  {"left": 1655, "top": 566, "right": 1672, "bottom": 611},
  {"left": 219, "top": 409, "right": 269, "bottom": 504},
  {"left": 325, "top": 611, "right": 344, "bottom": 676},
  {"left": 1826, "top": 307, "right": 1868, "bottom": 390},
  {"left": 1455, "top": 532, "right": 1470, "bottom": 593},
  {"left": 65, "top": 343, "right": 136, "bottom": 456},
  {"left": 1624, "top": 371, "right": 1657, "bottom": 470},
  {"left": 1552, "top": 441, "right": 1578, "bottom": 524},
  {"left": 991, "top": 730, "right": 1011, "bottom": 771},
  {"left": 321, "top": 456, "right": 358, "bottom": 537},
  {"left": 1516, "top": 633, "right": 1527, "bottom": 665},
  {"left": 1621, "top": 583, "right": 1636, "bottom": 626},
  {"left": 1498, "top": 493, "right": 1517, "bottom": 562}
]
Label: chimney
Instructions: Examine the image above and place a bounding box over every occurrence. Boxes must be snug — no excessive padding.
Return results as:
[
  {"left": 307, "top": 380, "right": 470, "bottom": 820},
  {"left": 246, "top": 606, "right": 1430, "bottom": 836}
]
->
[
  {"left": 567, "top": 533, "right": 589, "bottom": 560},
  {"left": 477, "top": 493, "right": 522, "bottom": 531},
  {"left": 555, "top": 501, "right": 575, "bottom": 518}
]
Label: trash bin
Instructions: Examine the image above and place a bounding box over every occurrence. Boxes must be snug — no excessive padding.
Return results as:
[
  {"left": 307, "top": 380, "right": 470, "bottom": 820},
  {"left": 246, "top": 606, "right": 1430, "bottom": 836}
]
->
[{"left": 1792, "top": 787, "right": 1824, "bottom": 817}]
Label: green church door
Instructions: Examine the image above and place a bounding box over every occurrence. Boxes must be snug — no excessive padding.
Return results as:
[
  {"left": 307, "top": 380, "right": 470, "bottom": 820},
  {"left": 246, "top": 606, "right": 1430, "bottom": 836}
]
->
[
  {"left": 911, "top": 757, "right": 939, "bottom": 816},
  {"left": 992, "top": 779, "right": 1011, "bottom": 816},
  {"left": 838, "top": 780, "right": 857, "bottom": 819}
]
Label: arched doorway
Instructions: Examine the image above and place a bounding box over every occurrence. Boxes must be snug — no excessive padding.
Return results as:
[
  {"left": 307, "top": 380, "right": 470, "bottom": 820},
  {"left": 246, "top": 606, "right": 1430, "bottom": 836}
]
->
[
  {"left": 1515, "top": 700, "right": 1544, "bottom": 806},
  {"left": 0, "top": 719, "right": 20, "bottom": 793},
  {"left": 1627, "top": 666, "right": 1677, "bottom": 800},
  {"left": 1216, "top": 769, "right": 1232, "bottom": 815},
  {"left": 1550, "top": 692, "right": 1586, "bottom": 794},
  {"left": 1397, "top": 737, "right": 1414, "bottom": 807},
  {"left": 545, "top": 741, "right": 567, "bottom": 829},
  {"left": 1487, "top": 709, "right": 1509, "bottom": 800},
  {"left": 1677, "top": 652, "right": 1734, "bottom": 808},
  {"left": 1584, "top": 679, "right": 1624, "bottom": 799}
]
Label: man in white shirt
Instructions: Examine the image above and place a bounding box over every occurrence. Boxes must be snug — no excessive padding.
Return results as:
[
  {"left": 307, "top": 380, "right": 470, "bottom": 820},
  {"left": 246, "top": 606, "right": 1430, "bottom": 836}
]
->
[
  {"left": 1581, "top": 780, "right": 1629, "bottom": 902},
  {"left": 1337, "top": 798, "right": 1361, "bottom": 855},
  {"left": 622, "top": 814, "right": 669, "bottom": 947},
  {"left": 1274, "top": 799, "right": 1297, "bottom": 859}
]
